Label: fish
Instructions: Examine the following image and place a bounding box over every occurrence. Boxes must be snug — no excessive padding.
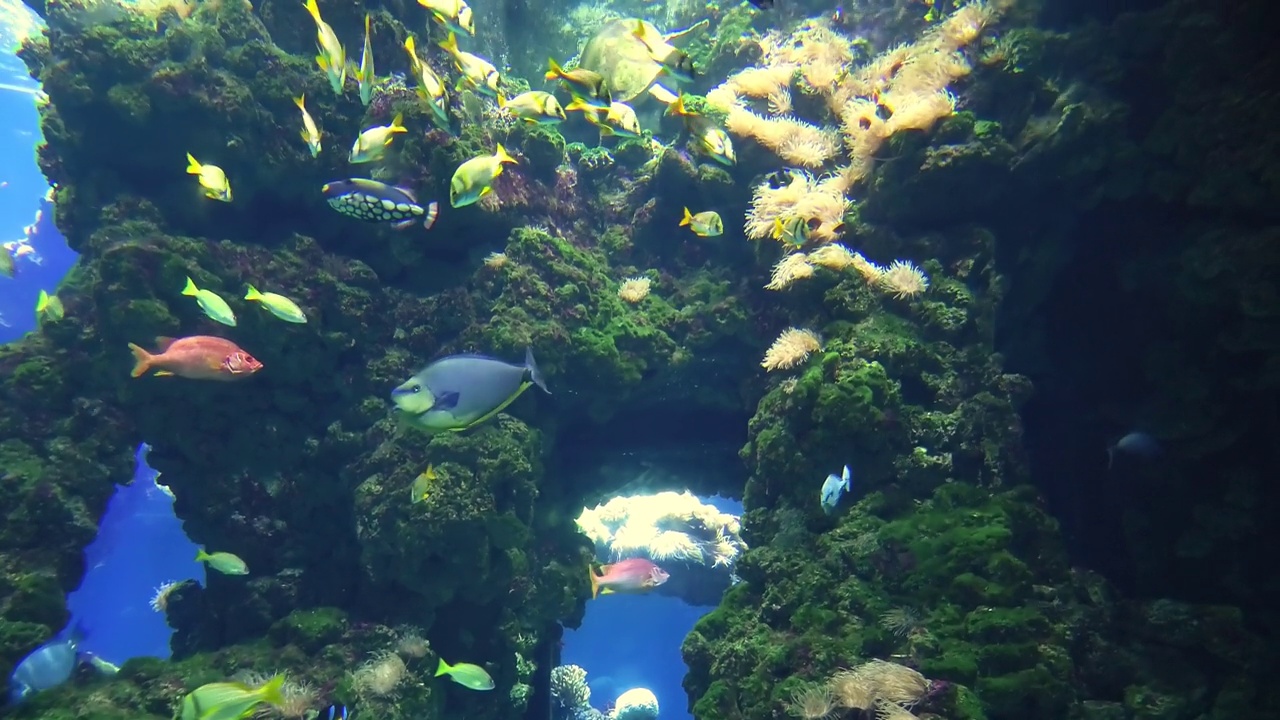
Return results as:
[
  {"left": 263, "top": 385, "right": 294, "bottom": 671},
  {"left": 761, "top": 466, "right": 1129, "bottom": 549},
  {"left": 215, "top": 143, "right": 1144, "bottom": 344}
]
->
[
  {"left": 244, "top": 285, "right": 307, "bottom": 324},
  {"left": 354, "top": 14, "right": 375, "bottom": 106},
  {"left": 179, "top": 674, "right": 284, "bottom": 720},
  {"left": 820, "top": 465, "right": 852, "bottom": 514},
  {"left": 588, "top": 558, "right": 669, "bottom": 599},
  {"left": 773, "top": 215, "right": 818, "bottom": 247},
  {"left": 419, "top": 0, "right": 475, "bottom": 36},
  {"left": 680, "top": 207, "right": 723, "bottom": 237},
  {"left": 391, "top": 347, "right": 549, "bottom": 433},
  {"left": 293, "top": 94, "right": 322, "bottom": 157},
  {"left": 438, "top": 32, "right": 500, "bottom": 97},
  {"left": 321, "top": 705, "right": 349, "bottom": 720},
  {"left": 435, "top": 658, "right": 494, "bottom": 691},
  {"left": 404, "top": 36, "right": 450, "bottom": 129},
  {"left": 185, "top": 153, "right": 232, "bottom": 202},
  {"left": 631, "top": 21, "right": 695, "bottom": 84},
  {"left": 36, "top": 289, "right": 64, "bottom": 322},
  {"left": 545, "top": 58, "right": 611, "bottom": 110},
  {"left": 303, "top": 0, "right": 347, "bottom": 95},
  {"left": 1107, "top": 431, "right": 1161, "bottom": 469},
  {"left": 410, "top": 464, "right": 437, "bottom": 503},
  {"left": 498, "top": 91, "right": 566, "bottom": 124},
  {"left": 0, "top": 247, "right": 14, "bottom": 277},
  {"left": 128, "top": 335, "right": 262, "bottom": 381},
  {"left": 569, "top": 99, "right": 641, "bottom": 139},
  {"left": 8, "top": 624, "right": 85, "bottom": 704},
  {"left": 322, "top": 179, "right": 439, "bottom": 229},
  {"left": 449, "top": 144, "right": 518, "bottom": 208},
  {"left": 195, "top": 549, "right": 249, "bottom": 575},
  {"left": 693, "top": 123, "right": 735, "bottom": 166},
  {"left": 349, "top": 113, "right": 407, "bottom": 164},
  {"left": 182, "top": 276, "right": 237, "bottom": 326}
]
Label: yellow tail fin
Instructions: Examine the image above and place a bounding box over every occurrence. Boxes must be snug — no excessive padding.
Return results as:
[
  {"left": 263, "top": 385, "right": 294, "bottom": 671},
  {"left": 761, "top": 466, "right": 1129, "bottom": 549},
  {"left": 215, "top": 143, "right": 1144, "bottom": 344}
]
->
[
  {"left": 589, "top": 567, "right": 601, "bottom": 599},
  {"left": 438, "top": 32, "right": 459, "bottom": 57},
  {"left": 545, "top": 57, "right": 564, "bottom": 81},
  {"left": 389, "top": 113, "right": 406, "bottom": 133},
  {"left": 244, "top": 284, "right": 262, "bottom": 301},
  {"left": 293, "top": 94, "right": 305, "bottom": 110},
  {"left": 185, "top": 153, "right": 201, "bottom": 175},
  {"left": 435, "top": 658, "right": 450, "bottom": 677},
  {"left": 182, "top": 277, "right": 198, "bottom": 297},
  {"left": 257, "top": 674, "right": 286, "bottom": 706},
  {"left": 494, "top": 143, "right": 517, "bottom": 165},
  {"left": 127, "top": 343, "right": 153, "bottom": 378},
  {"left": 303, "top": 0, "right": 322, "bottom": 24},
  {"left": 680, "top": 207, "right": 693, "bottom": 227}
]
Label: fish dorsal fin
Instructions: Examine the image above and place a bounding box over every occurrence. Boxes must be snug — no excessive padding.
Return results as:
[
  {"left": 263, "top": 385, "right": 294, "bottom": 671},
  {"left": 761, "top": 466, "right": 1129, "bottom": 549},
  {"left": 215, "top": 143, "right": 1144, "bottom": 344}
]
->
[
  {"left": 154, "top": 336, "right": 177, "bottom": 351},
  {"left": 397, "top": 186, "right": 418, "bottom": 202},
  {"left": 664, "top": 18, "right": 709, "bottom": 47}
]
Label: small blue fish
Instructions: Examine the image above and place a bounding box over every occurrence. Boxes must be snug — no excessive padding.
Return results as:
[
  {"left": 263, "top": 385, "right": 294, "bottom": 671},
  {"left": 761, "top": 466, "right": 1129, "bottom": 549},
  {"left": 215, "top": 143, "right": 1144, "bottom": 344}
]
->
[
  {"left": 8, "top": 624, "right": 86, "bottom": 704},
  {"left": 323, "top": 705, "right": 349, "bottom": 720},
  {"left": 1107, "top": 431, "right": 1161, "bottom": 469},
  {"left": 820, "top": 465, "right": 852, "bottom": 514}
]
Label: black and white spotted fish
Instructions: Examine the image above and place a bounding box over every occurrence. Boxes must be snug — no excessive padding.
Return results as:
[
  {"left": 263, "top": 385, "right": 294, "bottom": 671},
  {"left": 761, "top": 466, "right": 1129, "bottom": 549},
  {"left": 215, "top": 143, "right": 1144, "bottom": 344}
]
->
[{"left": 321, "top": 179, "right": 439, "bottom": 230}]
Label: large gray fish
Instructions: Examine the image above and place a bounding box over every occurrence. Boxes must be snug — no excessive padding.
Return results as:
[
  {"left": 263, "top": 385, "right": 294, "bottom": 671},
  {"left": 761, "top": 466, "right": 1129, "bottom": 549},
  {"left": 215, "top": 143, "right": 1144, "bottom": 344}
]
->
[
  {"left": 391, "top": 348, "right": 549, "bottom": 432},
  {"left": 8, "top": 625, "right": 84, "bottom": 704},
  {"left": 321, "top": 179, "right": 439, "bottom": 230}
]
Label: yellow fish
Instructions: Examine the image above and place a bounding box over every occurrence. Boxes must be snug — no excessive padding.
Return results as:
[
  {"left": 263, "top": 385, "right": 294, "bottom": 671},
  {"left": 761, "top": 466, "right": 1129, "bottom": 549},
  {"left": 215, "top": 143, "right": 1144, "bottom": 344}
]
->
[
  {"left": 680, "top": 207, "right": 723, "bottom": 237},
  {"left": 36, "top": 289, "right": 64, "bottom": 322},
  {"left": 185, "top": 153, "right": 231, "bottom": 202},
  {"left": 772, "top": 215, "right": 816, "bottom": 247},
  {"left": 631, "top": 21, "right": 695, "bottom": 84},
  {"left": 568, "top": 98, "right": 641, "bottom": 139},
  {"left": 244, "top": 284, "right": 307, "bottom": 324},
  {"left": 410, "top": 464, "right": 437, "bottom": 503},
  {"left": 349, "top": 113, "right": 407, "bottom": 164},
  {"left": 438, "top": 32, "right": 500, "bottom": 97},
  {"left": 498, "top": 91, "right": 566, "bottom": 124},
  {"left": 294, "top": 94, "right": 322, "bottom": 157},
  {"left": 303, "top": 0, "right": 347, "bottom": 96},
  {"left": 545, "top": 58, "right": 610, "bottom": 110},
  {"left": 449, "top": 144, "right": 517, "bottom": 208},
  {"left": 195, "top": 549, "right": 249, "bottom": 575},
  {"left": 419, "top": 0, "right": 474, "bottom": 36},
  {"left": 404, "top": 36, "right": 450, "bottom": 130},
  {"left": 353, "top": 14, "right": 375, "bottom": 106},
  {"left": 180, "top": 675, "right": 284, "bottom": 720},
  {"left": 182, "top": 276, "right": 237, "bottom": 326}
]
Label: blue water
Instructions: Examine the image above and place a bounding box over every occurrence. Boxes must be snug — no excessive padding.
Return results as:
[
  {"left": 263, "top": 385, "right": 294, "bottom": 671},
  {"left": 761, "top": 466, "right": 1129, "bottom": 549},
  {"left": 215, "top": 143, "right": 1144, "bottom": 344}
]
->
[
  {"left": 65, "top": 445, "right": 205, "bottom": 665},
  {"left": 563, "top": 496, "right": 742, "bottom": 720}
]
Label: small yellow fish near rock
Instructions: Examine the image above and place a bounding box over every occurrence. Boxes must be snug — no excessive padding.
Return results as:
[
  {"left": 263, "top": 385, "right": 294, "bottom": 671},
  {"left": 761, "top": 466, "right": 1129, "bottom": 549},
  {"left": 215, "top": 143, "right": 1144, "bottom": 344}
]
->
[
  {"left": 404, "top": 36, "right": 450, "bottom": 130},
  {"left": 410, "top": 464, "right": 437, "bottom": 503},
  {"left": 497, "top": 91, "right": 566, "bottom": 124},
  {"left": 195, "top": 549, "right": 249, "bottom": 576},
  {"left": 349, "top": 113, "right": 407, "bottom": 164},
  {"left": 438, "top": 32, "right": 500, "bottom": 97},
  {"left": 182, "top": 276, "right": 237, "bottom": 327},
  {"left": 244, "top": 284, "right": 307, "bottom": 324},
  {"left": 185, "top": 153, "right": 232, "bottom": 202},
  {"left": 294, "top": 94, "right": 322, "bottom": 157},
  {"left": 353, "top": 14, "right": 376, "bottom": 106},
  {"left": 680, "top": 207, "right": 723, "bottom": 237},
  {"left": 449, "top": 144, "right": 517, "bottom": 208},
  {"left": 304, "top": 0, "right": 347, "bottom": 96},
  {"left": 180, "top": 674, "right": 284, "bottom": 720},
  {"left": 436, "top": 658, "right": 494, "bottom": 691},
  {"left": 419, "top": 0, "right": 475, "bottom": 36},
  {"left": 36, "top": 289, "right": 64, "bottom": 322}
]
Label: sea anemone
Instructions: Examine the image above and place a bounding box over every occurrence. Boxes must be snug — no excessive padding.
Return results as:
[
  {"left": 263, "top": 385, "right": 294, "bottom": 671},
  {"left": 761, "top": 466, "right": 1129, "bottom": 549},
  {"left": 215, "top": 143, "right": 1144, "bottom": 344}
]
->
[
  {"left": 483, "top": 252, "right": 508, "bottom": 269},
  {"left": 878, "top": 607, "right": 923, "bottom": 637},
  {"left": 808, "top": 244, "right": 856, "bottom": 271},
  {"left": 785, "top": 684, "right": 837, "bottom": 720},
  {"left": 394, "top": 626, "right": 430, "bottom": 659},
  {"left": 829, "top": 668, "right": 875, "bottom": 710},
  {"left": 149, "top": 580, "right": 183, "bottom": 612},
  {"left": 618, "top": 276, "right": 652, "bottom": 303},
  {"left": 761, "top": 327, "right": 822, "bottom": 372},
  {"left": 647, "top": 530, "right": 703, "bottom": 563},
  {"left": 351, "top": 652, "right": 407, "bottom": 698},
  {"left": 765, "top": 253, "right": 815, "bottom": 290},
  {"left": 269, "top": 676, "right": 319, "bottom": 719},
  {"left": 876, "top": 261, "right": 929, "bottom": 299},
  {"left": 858, "top": 660, "right": 930, "bottom": 707},
  {"left": 872, "top": 698, "right": 919, "bottom": 720}
]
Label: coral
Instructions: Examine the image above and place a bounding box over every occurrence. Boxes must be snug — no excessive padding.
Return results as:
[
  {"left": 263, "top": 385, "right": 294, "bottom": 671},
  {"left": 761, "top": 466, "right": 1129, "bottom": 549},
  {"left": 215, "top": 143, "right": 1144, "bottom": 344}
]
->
[
  {"left": 765, "top": 254, "right": 815, "bottom": 291},
  {"left": 785, "top": 684, "right": 837, "bottom": 719},
  {"left": 609, "top": 687, "right": 658, "bottom": 720},
  {"left": 617, "top": 276, "right": 652, "bottom": 304},
  {"left": 876, "top": 261, "right": 930, "bottom": 300},
  {"left": 550, "top": 664, "right": 590, "bottom": 712},
  {"left": 351, "top": 651, "right": 407, "bottom": 699}
]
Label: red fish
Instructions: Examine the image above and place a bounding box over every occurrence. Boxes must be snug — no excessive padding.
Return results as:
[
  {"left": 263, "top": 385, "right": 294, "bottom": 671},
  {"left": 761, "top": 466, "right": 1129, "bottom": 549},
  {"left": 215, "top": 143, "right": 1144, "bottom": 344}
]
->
[
  {"left": 127, "top": 336, "right": 262, "bottom": 381},
  {"left": 589, "top": 558, "right": 670, "bottom": 599}
]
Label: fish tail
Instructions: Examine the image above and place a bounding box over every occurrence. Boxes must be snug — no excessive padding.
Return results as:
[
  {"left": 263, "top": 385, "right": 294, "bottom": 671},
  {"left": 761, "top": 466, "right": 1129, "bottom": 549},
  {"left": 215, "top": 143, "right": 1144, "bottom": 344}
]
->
[
  {"left": 680, "top": 207, "right": 693, "bottom": 227},
  {"left": 544, "top": 57, "right": 563, "bottom": 81},
  {"left": 36, "top": 289, "right": 48, "bottom": 312},
  {"left": 438, "top": 32, "right": 459, "bottom": 57},
  {"left": 423, "top": 200, "right": 439, "bottom": 230},
  {"left": 435, "top": 658, "right": 450, "bottom": 677},
  {"left": 257, "top": 673, "right": 286, "bottom": 706},
  {"left": 194, "top": 549, "right": 209, "bottom": 562},
  {"left": 127, "top": 343, "right": 153, "bottom": 378},
  {"left": 525, "top": 347, "right": 549, "bottom": 394},
  {"left": 494, "top": 143, "right": 517, "bottom": 166},
  {"left": 496, "top": 92, "right": 507, "bottom": 108},
  {"left": 185, "top": 153, "right": 201, "bottom": 175},
  {"left": 244, "top": 284, "right": 262, "bottom": 301},
  {"left": 293, "top": 94, "right": 305, "bottom": 110},
  {"left": 303, "top": 0, "right": 321, "bottom": 23},
  {"left": 389, "top": 113, "right": 406, "bottom": 133},
  {"left": 405, "top": 35, "right": 417, "bottom": 57},
  {"left": 181, "top": 276, "right": 198, "bottom": 296},
  {"left": 363, "top": 12, "right": 371, "bottom": 36}
]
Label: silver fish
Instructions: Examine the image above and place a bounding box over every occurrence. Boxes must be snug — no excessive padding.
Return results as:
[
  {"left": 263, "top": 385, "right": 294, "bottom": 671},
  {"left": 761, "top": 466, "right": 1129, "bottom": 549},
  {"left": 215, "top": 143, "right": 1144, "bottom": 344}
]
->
[{"left": 391, "top": 348, "right": 549, "bottom": 433}]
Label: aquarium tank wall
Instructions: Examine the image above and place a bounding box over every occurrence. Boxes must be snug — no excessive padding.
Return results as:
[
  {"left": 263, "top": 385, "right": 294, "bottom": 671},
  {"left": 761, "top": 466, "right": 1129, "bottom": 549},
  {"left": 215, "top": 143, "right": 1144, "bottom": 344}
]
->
[{"left": 1, "top": 0, "right": 1278, "bottom": 719}]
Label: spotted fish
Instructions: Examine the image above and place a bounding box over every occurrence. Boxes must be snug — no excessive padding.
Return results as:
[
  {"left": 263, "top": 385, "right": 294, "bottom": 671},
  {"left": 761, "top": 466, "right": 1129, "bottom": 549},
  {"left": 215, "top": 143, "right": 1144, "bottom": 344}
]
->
[{"left": 321, "top": 179, "right": 439, "bottom": 229}]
